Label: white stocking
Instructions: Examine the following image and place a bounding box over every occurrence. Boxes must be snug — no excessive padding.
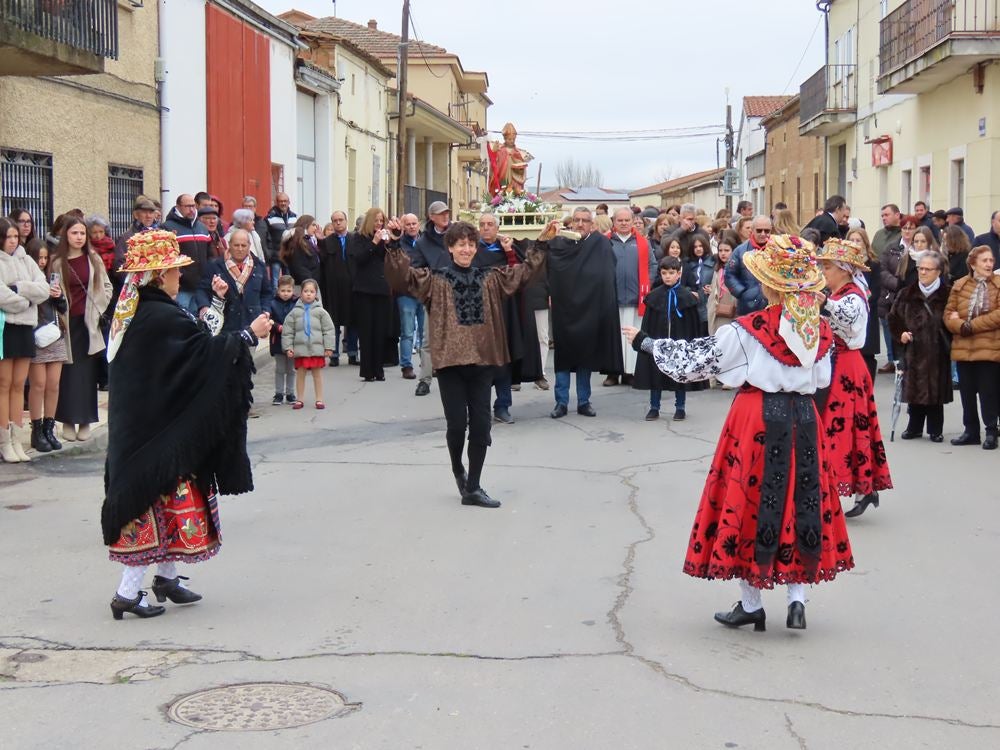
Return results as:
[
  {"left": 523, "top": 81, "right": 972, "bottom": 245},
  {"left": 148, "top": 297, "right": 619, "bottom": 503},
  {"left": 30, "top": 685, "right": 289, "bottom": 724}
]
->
[
  {"left": 787, "top": 583, "right": 807, "bottom": 605},
  {"left": 116, "top": 565, "right": 147, "bottom": 600},
  {"left": 156, "top": 561, "right": 177, "bottom": 580},
  {"left": 739, "top": 580, "right": 763, "bottom": 612}
]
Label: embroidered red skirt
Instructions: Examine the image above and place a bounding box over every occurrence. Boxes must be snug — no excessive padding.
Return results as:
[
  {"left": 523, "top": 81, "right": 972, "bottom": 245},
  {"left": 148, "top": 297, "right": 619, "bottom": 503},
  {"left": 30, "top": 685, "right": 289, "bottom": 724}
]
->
[
  {"left": 683, "top": 388, "right": 854, "bottom": 589},
  {"left": 109, "top": 479, "right": 221, "bottom": 566},
  {"left": 822, "top": 347, "right": 894, "bottom": 497}
]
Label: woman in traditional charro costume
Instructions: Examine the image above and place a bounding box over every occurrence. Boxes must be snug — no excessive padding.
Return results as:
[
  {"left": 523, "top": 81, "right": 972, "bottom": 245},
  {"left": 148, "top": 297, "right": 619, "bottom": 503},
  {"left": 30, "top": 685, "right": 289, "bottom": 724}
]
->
[
  {"left": 102, "top": 230, "right": 272, "bottom": 620},
  {"left": 624, "top": 235, "right": 854, "bottom": 632},
  {"left": 815, "top": 238, "right": 893, "bottom": 519}
]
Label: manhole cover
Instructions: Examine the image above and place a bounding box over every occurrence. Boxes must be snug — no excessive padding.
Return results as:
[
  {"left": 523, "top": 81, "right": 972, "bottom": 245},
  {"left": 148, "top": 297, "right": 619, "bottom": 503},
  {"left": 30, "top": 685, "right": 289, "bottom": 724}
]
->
[{"left": 167, "top": 682, "right": 355, "bottom": 731}]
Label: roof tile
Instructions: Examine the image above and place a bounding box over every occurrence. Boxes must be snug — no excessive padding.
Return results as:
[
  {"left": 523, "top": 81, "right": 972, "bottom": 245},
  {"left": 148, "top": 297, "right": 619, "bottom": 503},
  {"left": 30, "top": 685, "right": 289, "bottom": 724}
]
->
[{"left": 298, "top": 15, "right": 449, "bottom": 57}]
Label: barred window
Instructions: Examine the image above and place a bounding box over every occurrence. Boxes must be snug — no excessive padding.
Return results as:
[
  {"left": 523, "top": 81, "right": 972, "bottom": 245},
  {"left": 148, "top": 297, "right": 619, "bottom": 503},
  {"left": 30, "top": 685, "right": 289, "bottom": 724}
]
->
[
  {"left": 0, "top": 149, "right": 54, "bottom": 236},
  {"left": 108, "top": 165, "right": 144, "bottom": 238}
]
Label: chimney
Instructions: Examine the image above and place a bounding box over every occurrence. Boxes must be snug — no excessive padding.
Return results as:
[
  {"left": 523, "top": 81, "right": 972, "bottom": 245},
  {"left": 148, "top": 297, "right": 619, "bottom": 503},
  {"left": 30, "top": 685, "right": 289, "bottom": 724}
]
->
[{"left": 367, "top": 19, "right": 377, "bottom": 30}]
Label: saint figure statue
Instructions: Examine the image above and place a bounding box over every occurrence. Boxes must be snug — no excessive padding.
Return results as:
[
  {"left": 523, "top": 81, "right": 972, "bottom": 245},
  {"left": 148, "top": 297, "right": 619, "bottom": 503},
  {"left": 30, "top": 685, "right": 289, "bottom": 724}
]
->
[{"left": 487, "top": 122, "right": 533, "bottom": 196}]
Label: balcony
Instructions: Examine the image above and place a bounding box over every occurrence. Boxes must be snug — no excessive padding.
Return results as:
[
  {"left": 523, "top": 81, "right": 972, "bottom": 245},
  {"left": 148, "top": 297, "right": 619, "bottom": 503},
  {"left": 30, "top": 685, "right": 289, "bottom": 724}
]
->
[
  {"left": 799, "top": 64, "right": 857, "bottom": 136},
  {"left": 0, "top": 0, "right": 118, "bottom": 76},
  {"left": 878, "top": 0, "right": 1000, "bottom": 94},
  {"left": 403, "top": 185, "right": 448, "bottom": 217}
]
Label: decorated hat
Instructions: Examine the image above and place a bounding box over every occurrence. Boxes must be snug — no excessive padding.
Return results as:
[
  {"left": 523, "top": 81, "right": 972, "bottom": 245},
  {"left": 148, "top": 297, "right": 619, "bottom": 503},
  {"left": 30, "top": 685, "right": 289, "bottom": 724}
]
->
[
  {"left": 815, "top": 237, "right": 870, "bottom": 272},
  {"left": 744, "top": 234, "right": 824, "bottom": 294},
  {"left": 118, "top": 230, "right": 194, "bottom": 273}
]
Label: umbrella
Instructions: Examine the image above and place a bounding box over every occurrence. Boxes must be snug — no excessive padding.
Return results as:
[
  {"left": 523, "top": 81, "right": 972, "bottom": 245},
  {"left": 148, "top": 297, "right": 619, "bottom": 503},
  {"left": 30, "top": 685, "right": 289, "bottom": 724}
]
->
[{"left": 889, "top": 351, "right": 905, "bottom": 442}]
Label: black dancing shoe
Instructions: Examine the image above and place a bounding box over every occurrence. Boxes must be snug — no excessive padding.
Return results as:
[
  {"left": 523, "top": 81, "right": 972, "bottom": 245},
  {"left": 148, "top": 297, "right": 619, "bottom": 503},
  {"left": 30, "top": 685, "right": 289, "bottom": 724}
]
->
[
  {"left": 110, "top": 591, "right": 165, "bottom": 620},
  {"left": 786, "top": 601, "right": 806, "bottom": 629},
  {"left": 713, "top": 602, "right": 766, "bottom": 632},
  {"left": 151, "top": 575, "right": 203, "bottom": 604},
  {"left": 461, "top": 487, "right": 501, "bottom": 508},
  {"left": 844, "top": 492, "right": 879, "bottom": 518}
]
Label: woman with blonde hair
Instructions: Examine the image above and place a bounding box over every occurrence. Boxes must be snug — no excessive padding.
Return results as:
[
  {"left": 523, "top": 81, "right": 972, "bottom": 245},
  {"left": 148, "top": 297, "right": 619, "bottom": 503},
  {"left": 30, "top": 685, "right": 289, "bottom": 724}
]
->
[
  {"left": 349, "top": 207, "right": 395, "bottom": 382},
  {"left": 845, "top": 226, "right": 883, "bottom": 378},
  {"left": 772, "top": 208, "right": 800, "bottom": 235}
]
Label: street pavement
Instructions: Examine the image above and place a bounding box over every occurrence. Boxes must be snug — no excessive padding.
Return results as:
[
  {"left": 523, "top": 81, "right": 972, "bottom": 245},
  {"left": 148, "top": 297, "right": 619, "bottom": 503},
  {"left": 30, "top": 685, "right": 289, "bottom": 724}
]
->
[{"left": 1, "top": 353, "right": 998, "bottom": 749}]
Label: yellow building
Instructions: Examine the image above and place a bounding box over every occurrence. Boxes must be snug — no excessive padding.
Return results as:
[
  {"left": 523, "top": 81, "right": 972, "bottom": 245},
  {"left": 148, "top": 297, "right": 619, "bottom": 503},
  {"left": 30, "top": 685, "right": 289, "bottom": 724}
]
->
[
  {"left": 0, "top": 3, "right": 160, "bottom": 236},
  {"left": 800, "top": 0, "right": 1000, "bottom": 229}
]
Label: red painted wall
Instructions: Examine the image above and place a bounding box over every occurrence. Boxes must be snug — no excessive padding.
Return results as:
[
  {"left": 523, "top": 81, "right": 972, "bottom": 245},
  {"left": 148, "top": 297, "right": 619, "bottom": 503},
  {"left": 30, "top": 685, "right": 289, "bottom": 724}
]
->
[{"left": 205, "top": 5, "right": 271, "bottom": 218}]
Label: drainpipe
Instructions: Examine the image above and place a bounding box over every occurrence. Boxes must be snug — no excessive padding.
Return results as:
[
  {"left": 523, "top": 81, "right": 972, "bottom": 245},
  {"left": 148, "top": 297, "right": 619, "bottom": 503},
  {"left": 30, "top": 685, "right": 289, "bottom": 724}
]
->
[
  {"left": 156, "top": 0, "right": 170, "bottom": 209},
  {"left": 818, "top": 0, "right": 831, "bottom": 196}
]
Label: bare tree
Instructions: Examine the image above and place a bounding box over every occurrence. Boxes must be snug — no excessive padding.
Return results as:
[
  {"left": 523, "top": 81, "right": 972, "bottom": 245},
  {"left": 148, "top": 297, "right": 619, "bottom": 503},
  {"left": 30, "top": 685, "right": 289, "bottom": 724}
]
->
[
  {"left": 554, "top": 158, "right": 604, "bottom": 188},
  {"left": 655, "top": 165, "right": 678, "bottom": 183}
]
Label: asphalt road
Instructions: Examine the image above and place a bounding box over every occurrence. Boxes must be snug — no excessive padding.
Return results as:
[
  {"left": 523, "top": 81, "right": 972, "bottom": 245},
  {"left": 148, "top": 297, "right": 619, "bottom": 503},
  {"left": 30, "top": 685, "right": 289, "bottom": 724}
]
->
[{"left": 1, "top": 356, "right": 997, "bottom": 749}]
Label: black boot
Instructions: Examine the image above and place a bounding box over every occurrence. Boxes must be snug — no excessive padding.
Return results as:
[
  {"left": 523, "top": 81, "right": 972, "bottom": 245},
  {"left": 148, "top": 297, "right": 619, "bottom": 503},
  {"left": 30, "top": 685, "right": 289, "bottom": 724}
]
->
[
  {"left": 42, "top": 417, "right": 61, "bottom": 450},
  {"left": 110, "top": 591, "right": 165, "bottom": 620},
  {"left": 713, "top": 602, "right": 766, "bottom": 631},
  {"left": 30, "top": 419, "right": 53, "bottom": 453},
  {"left": 151, "top": 575, "right": 203, "bottom": 604}
]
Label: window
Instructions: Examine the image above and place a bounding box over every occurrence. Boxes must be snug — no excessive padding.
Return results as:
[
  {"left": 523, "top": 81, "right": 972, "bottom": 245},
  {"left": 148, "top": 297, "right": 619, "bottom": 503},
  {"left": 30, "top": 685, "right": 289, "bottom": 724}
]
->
[
  {"left": 347, "top": 148, "right": 357, "bottom": 224},
  {"left": 919, "top": 165, "right": 931, "bottom": 204},
  {"left": 108, "top": 165, "right": 144, "bottom": 238},
  {"left": 1, "top": 149, "right": 54, "bottom": 236},
  {"left": 951, "top": 159, "right": 965, "bottom": 208},
  {"left": 371, "top": 154, "right": 381, "bottom": 208},
  {"left": 901, "top": 169, "right": 912, "bottom": 210}
]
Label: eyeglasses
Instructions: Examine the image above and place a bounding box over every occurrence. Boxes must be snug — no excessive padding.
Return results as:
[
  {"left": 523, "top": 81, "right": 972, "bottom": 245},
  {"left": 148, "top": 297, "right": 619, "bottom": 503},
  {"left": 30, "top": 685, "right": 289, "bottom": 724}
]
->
[
  {"left": 902, "top": 225, "right": 917, "bottom": 230},
  {"left": 753, "top": 228, "right": 772, "bottom": 234},
  {"left": 17, "top": 219, "right": 32, "bottom": 225}
]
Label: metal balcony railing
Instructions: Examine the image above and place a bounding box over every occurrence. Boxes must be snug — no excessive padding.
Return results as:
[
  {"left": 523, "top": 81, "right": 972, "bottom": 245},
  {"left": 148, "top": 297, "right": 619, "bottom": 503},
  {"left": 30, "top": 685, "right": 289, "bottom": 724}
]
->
[
  {"left": 403, "top": 185, "right": 448, "bottom": 217},
  {"left": 1, "top": 0, "right": 119, "bottom": 60},
  {"left": 800, "top": 64, "right": 856, "bottom": 124},
  {"left": 880, "top": 0, "right": 999, "bottom": 74}
]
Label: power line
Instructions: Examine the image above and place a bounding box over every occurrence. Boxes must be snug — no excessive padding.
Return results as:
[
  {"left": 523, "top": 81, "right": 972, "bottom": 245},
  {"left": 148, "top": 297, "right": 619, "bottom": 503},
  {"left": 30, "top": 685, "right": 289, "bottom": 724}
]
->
[
  {"left": 781, "top": 14, "right": 823, "bottom": 94},
  {"left": 407, "top": 4, "right": 447, "bottom": 79}
]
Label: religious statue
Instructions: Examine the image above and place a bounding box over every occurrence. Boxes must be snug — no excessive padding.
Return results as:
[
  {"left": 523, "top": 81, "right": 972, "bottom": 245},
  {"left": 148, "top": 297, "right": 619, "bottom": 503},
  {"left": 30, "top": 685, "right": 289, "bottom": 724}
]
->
[{"left": 486, "top": 122, "right": 533, "bottom": 196}]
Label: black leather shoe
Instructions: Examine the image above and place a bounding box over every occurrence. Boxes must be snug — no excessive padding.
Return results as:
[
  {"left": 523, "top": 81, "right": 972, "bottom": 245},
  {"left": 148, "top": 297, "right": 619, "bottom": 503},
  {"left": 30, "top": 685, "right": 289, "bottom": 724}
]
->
[
  {"left": 328, "top": 356, "right": 339, "bottom": 367},
  {"left": 786, "top": 601, "right": 806, "bottom": 629},
  {"left": 577, "top": 403, "right": 597, "bottom": 417},
  {"left": 645, "top": 408, "right": 659, "bottom": 421},
  {"left": 493, "top": 408, "right": 514, "bottom": 424},
  {"left": 415, "top": 381, "right": 430, "bottom": 397},
  {"left": 454, "top": 469, "right": 467, "bottom": 495},
  {"left": 111, "top": 591, "right": 165, "bottom": 620},
  {"left": 151, "top": 575, "right": 203, "bottom": 604},
  {"left": 42, "top": 418, "right": 62, "bottom": 451},
  {"left": 550, "top": 403, "right": 568, "bottom": 419},
  {"left": 713, "top": 602, "right": 766, "bottom": 631},
  {"left": 844, "top": 492, "right": 879, "bottom": 518},
  {"left": 900, "top": 428, "right": 922, "bottom": 440},
  {"left": 929, "top": 434, "right": 943, "bottom": 443},
  {"left": 602, "top": 375, "right": 619, "bottom": 387},
  {"left": 461, "top": 487, "right": 501, "bottom": 508},
  {"left": 673, "top": 408, "right": 686, "bottom": 421},
  {"left": 984, "top": 434, "right": 998, "bottom": 450},
  {"left": 348, "top": 355, "right": 359, "bottom": 366},
  {"left": 951, "top": 432, "right": 981, "bottom": 446}
]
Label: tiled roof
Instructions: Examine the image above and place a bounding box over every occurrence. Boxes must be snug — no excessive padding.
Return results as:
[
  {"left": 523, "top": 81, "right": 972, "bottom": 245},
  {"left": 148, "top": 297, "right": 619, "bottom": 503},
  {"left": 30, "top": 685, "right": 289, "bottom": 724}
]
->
[
  {"left": 743, "top": 95, "right": 794, "bottom": 118},
  {"left": 298, "top": 14, "right": 450, "bottom": 58},
  {"left": 541, "top": 187, "right": 630, "bottom": 202},
  {"left": 629, "top": 168, "right": 725, "bottom": 197}
]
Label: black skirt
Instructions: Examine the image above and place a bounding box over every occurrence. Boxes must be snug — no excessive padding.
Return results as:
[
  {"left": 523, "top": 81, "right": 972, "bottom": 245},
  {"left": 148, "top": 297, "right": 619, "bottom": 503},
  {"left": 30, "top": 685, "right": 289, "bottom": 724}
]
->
[
  {"left": 2, "top": 323, "right": 36, "bottom": 359},
  {"left": 55, "top": 315, "right": 98, "bottom": 424}
]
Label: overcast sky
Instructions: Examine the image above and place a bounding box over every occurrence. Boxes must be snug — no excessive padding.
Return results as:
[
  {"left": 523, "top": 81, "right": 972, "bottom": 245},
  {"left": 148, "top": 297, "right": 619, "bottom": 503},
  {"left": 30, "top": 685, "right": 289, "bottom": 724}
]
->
[{"left": 259, "top": 1, "right": 826, "bottom": 190}]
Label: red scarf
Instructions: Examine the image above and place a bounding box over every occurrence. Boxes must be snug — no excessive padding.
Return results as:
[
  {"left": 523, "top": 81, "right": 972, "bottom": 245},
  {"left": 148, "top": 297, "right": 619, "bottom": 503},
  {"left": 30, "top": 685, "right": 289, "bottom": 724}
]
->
[
  {"left": 749, "top": 233, "right": 768, "bottom": 251},
  {"left": 606, "top": 229, "right": 651, "bottom": 316},
  {"left": 92, "top": 236, "right": 116, "bottom": 271}
]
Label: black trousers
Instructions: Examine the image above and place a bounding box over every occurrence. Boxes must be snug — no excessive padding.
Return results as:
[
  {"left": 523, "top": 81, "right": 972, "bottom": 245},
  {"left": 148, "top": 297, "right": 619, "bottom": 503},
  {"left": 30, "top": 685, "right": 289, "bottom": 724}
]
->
[
  {"left": 437, "top": 365, "right": 495, "bottom": 449},
  {"left": 956, "top": 361, "right": 1000, "bottom": 436},
  {"left": 906, "top": 404, "right": 944, "bottom": 437},
  {"left": 353, "top": 292, "right": 390, "bottom": 380}
]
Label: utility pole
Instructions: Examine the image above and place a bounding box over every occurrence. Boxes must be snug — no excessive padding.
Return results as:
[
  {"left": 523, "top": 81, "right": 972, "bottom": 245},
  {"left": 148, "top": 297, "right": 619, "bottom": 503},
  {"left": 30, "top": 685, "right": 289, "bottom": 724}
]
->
[
  {"left": 724, "top": 95, "right": 734, "bottom": 213},
  {"left": 395, "top": 0, "right": 410, "bottom": 216}
]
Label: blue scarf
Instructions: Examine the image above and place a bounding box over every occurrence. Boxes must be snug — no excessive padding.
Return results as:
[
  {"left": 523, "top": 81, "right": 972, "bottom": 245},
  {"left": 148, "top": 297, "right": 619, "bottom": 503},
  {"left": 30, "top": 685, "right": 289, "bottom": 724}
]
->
[
  {"left": 303, "top": 302, "right": 313, "bottom": 338},
  {"left": 666, "top": 282, "right": 684, "bottom": 319}
]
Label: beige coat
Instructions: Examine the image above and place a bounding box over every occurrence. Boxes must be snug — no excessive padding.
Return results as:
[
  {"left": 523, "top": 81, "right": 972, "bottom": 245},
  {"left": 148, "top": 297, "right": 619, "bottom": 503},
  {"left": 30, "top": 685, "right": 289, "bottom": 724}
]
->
[
  {"left": 944, "top": 274, "right": 1000, "bottom": 363},
  {"left": 707, "top": 266, "right": 737, "bottom": 335},
  {"left": 0, "top": 245, "right": 50, "bottom": 328},
  {"left": 49, "top": 251, "right": 113, "bottom": 363}
]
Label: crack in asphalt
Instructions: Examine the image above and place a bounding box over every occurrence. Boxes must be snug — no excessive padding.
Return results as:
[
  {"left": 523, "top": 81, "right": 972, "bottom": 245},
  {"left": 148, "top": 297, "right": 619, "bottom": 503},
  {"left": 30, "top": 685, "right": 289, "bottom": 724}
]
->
[{"left": 784, "top": 713, "right": 809, "bottom": 750}]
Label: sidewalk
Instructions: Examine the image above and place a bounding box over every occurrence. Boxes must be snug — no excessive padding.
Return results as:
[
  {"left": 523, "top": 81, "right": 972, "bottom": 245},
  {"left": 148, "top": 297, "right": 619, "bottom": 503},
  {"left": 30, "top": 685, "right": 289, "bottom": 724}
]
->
[{"left": 17, "top": 341, "right": 272, "bottom": 461}]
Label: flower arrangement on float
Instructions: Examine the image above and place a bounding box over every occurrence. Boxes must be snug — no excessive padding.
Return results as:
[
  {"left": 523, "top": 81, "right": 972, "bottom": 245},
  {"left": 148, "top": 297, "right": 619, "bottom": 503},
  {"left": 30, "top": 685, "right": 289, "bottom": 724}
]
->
[{"left": 483, "top": 190, "right": 549, "bottom": 215}]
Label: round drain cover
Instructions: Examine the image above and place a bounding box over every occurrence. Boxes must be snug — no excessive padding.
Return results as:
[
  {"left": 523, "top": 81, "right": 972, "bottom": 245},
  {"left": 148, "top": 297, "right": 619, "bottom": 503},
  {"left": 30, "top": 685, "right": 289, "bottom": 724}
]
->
[{"left": 167, "top": 682, "right": 353, "bottom": 731}]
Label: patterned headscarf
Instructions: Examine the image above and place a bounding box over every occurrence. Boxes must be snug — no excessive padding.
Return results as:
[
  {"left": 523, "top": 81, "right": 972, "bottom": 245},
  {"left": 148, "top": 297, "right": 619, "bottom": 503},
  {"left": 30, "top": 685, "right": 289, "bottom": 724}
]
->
[{"left": 106, "top": 271, "right": 154, "bottom": 362}]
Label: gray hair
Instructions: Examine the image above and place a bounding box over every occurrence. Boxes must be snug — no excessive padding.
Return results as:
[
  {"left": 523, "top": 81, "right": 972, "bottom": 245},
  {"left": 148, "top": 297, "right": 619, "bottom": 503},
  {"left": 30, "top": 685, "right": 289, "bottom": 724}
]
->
[
  {"left": 572, "top": 207, "right": 593, "bottom": 218},
  {"left": 242, "top": 195, "right": 257, "bottom": 206},
  {"left": 612, "top": 207, "right": 633, "bottom": 220},
  {"left": 232, "top": 208, "right": 255, "bottom": 227},
  {"left": 84, "top": 214, "right": 110, "bottom": 231},
  {"left": 229, "top": 228, "right": 250, "bottom": 244},
  {"left": 679, "top": 203, "right": 697, "bottom": 216},
  {"left": 918, "top": 250, "right": 947, "bottom": 273}
]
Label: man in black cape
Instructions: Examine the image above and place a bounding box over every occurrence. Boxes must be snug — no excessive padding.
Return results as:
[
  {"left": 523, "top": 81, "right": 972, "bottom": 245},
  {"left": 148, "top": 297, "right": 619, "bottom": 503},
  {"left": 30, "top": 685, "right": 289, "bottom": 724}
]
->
[{"left": 535, "top": 208, "right": 622, "bottom": 418}]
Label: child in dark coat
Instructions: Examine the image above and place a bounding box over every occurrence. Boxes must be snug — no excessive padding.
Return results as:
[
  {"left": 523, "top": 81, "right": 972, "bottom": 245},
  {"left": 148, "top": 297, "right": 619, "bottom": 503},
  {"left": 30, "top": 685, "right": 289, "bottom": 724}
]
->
[
  {"left": 632, "top": 256, "right": 708, "bottom": 420},
  {"left": 268, "top": 275, "right": 298, "bottom": 405}
]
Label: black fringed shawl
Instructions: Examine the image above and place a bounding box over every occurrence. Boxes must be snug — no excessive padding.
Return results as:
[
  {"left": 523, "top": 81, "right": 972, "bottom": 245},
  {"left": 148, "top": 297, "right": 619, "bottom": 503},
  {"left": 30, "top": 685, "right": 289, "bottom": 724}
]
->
[{"left": 101, "top": 285, "right": 256, "bottom": 545}]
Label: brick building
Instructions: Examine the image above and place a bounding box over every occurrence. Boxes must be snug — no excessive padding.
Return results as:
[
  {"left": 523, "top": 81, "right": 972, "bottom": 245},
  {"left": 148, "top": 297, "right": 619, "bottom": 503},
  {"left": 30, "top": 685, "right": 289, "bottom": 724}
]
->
[{"left": 761, "top": 95, "right": 825, "bottom": 228}]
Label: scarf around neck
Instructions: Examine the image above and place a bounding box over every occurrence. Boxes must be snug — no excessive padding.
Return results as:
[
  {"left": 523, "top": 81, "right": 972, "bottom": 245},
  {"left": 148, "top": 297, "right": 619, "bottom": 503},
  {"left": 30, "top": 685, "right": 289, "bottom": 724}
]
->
[
  {"left": 303, "top": 301, "right": 313, "bottom": 338},
  {"left": 969, "top": 274, "right": 991, "bottom": 319},
  {"left": 226, "top": 253, "right": 254, "bottom": 295},
  {"left": 919, "top": 276, "right": 941, "bottom": 297}
]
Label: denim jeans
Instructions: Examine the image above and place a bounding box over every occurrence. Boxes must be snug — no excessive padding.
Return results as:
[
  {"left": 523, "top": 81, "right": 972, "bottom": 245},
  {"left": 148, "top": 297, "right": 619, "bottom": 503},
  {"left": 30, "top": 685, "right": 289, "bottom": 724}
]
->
[
  {"left": 493, "top": 366, "right": 512, "bottom": 410},
  {"left": 414, "top": 304, "right": 425, "bottom": 349},
  {"left": 397, "top": 296, "right": 420, "bottom": 368},
  {"left": 649, "top": 389, "right": 685, "bottom": 410},
  {"left": 333, "top": 326, "right": 358, "bottom": 357},
  {"left": 175, "top": 290, "right": 198, "bottom": 316},
  {"left": 880, "top": 317, "right": 894, "bottom": 362},
  {"left": 554, "top": 369, "right": 592, "bottom": 407}
]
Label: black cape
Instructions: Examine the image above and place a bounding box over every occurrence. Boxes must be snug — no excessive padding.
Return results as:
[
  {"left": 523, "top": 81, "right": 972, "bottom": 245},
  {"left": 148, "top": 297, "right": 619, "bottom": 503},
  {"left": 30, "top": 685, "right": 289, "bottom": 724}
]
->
[
  {"left": 544, "top": 233, "right": 623, "bottom": 373},
  {"left": 101, "top": 286, "right": 256, "bottom": 545},
  {"left": 632, "top": 284, "right": 708, "bottom": 392}
]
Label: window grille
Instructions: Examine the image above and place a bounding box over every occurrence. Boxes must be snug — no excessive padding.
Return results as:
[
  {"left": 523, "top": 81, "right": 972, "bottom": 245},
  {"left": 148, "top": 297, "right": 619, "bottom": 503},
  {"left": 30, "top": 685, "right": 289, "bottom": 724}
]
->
[
  {"left": 0, "top": 149, "right": 54, "bottom": 236},
  {"left": 108, "top": 164, "right": 144, "bottom": 238}
]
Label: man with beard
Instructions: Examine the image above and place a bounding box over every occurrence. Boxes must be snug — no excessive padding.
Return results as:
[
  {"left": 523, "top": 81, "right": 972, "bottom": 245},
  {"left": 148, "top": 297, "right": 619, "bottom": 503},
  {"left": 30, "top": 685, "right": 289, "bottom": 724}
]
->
[{"left": 537, "top": 208, "right": 622, "bottom": 418}]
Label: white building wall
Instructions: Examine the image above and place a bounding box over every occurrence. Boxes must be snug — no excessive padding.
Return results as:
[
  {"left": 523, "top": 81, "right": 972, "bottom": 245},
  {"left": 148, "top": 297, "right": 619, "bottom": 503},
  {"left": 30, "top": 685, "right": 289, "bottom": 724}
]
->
[
  {"left": 158, "top": 0, "right": 208, "bottom": 206},
  {"left": 270, "top": 40, "right": 298, "bottom": 207}
]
